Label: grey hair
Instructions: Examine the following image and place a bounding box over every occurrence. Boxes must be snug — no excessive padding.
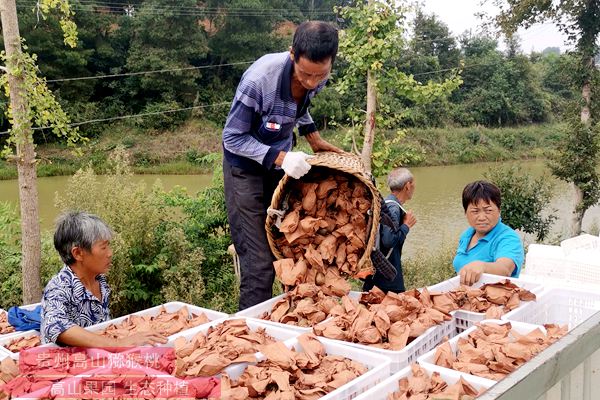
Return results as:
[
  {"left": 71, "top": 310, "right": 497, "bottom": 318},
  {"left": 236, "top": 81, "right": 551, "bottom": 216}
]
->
[
  {"left": 53, "top": 211, "right": 113, "bottom": 266},
  {"left": 387, "top": 167, "right": 414, "bottom": 191}
]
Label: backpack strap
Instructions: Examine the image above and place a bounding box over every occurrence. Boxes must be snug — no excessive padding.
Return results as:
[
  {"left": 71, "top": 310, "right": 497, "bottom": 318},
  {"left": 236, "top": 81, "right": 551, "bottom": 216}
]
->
[{"left": 382, "top": 199, "right": 404, "bottom": 259}]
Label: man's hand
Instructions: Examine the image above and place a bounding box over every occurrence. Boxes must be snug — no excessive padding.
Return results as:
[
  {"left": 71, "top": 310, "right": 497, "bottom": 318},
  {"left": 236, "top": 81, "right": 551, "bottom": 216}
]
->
[
  {"left": 281, "top": 151, "right": 313, "bottom": 179},
  {"left": 403, "top": 210, "right": 417, "bottom": 228},
  {"left": 305, "top": 131, "right": 342, "bottom": 153},
  {"left": 459, "top": 261, "right": 486, "bottom": 286}
]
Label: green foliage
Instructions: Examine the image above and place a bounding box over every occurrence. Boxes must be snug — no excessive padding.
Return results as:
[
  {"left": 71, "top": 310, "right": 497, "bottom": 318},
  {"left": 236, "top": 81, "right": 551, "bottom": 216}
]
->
[
  {"left": 485, "top": 165, "right": 557, "bottom": 241},
  {"left": 0, "top": 44, "right": 85, "bottom": 158},
  {"left": 163, "top": 157, "right": 238, "bottom": 313},
  {"left": 0, "top": 202, "right": 22, "bottom": 308},
  {"left": 403, "top": 243, "right": 456, "bottom": 290},
  {"left": 549, "top": 113, "right": 600, "bottom": 212},
  {"left": 134, "top": 100, "right": 189, "bottom": 131},
  {"left": 53, "top": 147, "right": 210, "bottom": 316},
  {"left": 335, "top": 0, "right": 462, "bottom": 170}
]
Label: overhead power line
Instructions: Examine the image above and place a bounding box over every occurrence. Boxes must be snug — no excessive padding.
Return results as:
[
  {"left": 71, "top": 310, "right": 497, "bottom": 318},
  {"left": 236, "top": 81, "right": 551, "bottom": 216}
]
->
[
  {"left": 0, "top": 101, "right": 232, "bottom": 135},
  {"left": 46, "top": 60, "right": 255, "bottom": 83}
]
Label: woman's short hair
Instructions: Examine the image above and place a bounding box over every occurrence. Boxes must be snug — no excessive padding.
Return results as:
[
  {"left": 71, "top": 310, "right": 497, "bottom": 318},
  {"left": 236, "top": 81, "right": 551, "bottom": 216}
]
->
[
  {"left": 292, "top": 21, "right": 339, "bottom": 64},
  {"left": 387, "top": 168, "right": 413, "bottom": 191},
  {"left": 54, "top": 211, "right": 113, "bottom": 266},
  {"left": 462, "top": 180, "right": 501, "bottom": 211}
]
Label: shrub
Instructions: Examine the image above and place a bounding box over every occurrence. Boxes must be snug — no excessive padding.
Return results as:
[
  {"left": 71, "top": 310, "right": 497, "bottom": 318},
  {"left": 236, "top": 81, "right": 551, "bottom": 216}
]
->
[
  {"left": 485, "top": 164, "right": 557, "bottom": 241},
  {"left": 403, "top": 243, "right": 456, "bottom": 290},
  {"left": 53, "top": 147, "right": 208, "bottom": 316}
]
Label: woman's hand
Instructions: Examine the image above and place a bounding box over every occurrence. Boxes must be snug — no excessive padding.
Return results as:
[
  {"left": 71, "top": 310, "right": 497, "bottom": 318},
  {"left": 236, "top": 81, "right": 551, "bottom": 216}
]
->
[
  {"left": 120, "top": 331, "right": 168, "bottom": 346},
  {"left": 459, "top": 261, "right": 486, "bottom": 286}
]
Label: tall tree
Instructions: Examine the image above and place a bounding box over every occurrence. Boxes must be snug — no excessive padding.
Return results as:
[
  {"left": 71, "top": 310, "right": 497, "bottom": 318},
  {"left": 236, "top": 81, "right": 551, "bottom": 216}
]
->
[
  {"left": 336, "top": 0, "right": 461, "bottom": 174},
  {"left": 0, "top": 0, "right": 82, "bottom": 303},
  {"left": 493, "top": 0, "right": 600, "bottom": 235},
  {"left": 122, "top": 0, "right": 208, "bottom": 113}
]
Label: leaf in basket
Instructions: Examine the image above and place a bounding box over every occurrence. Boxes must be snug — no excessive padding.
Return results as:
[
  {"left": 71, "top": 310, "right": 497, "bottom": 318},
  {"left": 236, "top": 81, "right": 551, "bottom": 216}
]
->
[
  {"left": 301, "top": 183, "right": 318, "bottom": 212},
  {"left": 327, "top": 369, "right": 358, "bottom": 390},
  {"left": 304, "top": 244, "right": 324, "bottom": 269},
  {"left": 518, "top": 288, "right": 536, "bottom": 302},
  {"left": 317, "top": 234, "right": 337, "bottom": 263},
  {"left": 482, "top": 285, "right": 512, "bottom": 305},
  {"left": 280, "top": 209, "right": 300, "bottom": 234},
  {"left": 322, "top": 268, "right": 351, "bottom": 297},
  {"left": 544, "top": 324, "right": 568, "bottom": 343},
  {"left": 388, "top": 321, "right": 410, "bottom": 350},
  {"left": 442, "top": 376, "right": 481, "bottom": 398},
  {"left": 485, "top": 305, "right": 504, "bottom": 319},
  {"left": 430, "top": 293, "right": 457, "bottom": 314},
  {"left": 259, "top": 341, "right": 296, "bottom": 369},
  {"left": 316, "top": 178, "right": 338, "bottom": 199},
  {"left": 434, "top": 341, "right": 454, "bottom": 368}
]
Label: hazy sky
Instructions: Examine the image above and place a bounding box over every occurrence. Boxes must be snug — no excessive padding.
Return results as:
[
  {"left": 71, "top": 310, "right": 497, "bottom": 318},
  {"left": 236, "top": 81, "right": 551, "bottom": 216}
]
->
[{"left": 420, "top": 0, "right": 571, "bottom": 53}]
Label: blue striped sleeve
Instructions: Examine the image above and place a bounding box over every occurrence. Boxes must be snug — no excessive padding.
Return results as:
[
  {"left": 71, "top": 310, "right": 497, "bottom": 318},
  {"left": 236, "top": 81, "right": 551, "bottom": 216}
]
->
[{"left": 222, "top": 80, "right": 274, "bottom": 166}]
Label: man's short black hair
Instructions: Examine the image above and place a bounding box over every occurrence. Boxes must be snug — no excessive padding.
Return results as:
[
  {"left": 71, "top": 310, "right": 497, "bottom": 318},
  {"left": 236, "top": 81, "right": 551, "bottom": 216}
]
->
[
  {"left": 292, "top": 21, "right": 339, "bottom": 64},
  {"left": 462, "top": 180, "right": 502, "bottom": 211}
]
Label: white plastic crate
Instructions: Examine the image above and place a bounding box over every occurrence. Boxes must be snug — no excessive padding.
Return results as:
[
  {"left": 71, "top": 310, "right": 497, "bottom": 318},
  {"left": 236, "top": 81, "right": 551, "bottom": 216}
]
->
[
  {"left": 85, "top": 301, "right": 228, "bottom": 339},
  {"left": 0, "top": 330, "right": 56, "bottom": 360},
  {"left": 523, "top": 243, "right": 567, "bottom": 281},
  {"left": 503, "top": 287, "right": 600, "bottom": 330},
  {"left": 121, "top": 317, "right": 302, "bottom": 376},
  {"left": 427, "top": 273, "right": 543, "bottom": 333},
  {"left": 234, "top": 293, "right": 315, "bottom": 333},
  {"left": 353, "top": 363, "right": 495, "bottom": 400},
  {"left": 235, "top": 291, "right": 363, "bottom": 333},
  {"left": 314, "top": 318, "right": 455, "bottom": 374},
  {"left": 418, "top": 319, "right": 547, "bottom": 383},
  {"left": 226, "top": 334, "right": 391, "bottom": 400},
  {"left": 560, "top": 234, "right": 600, "bottom": 255}
]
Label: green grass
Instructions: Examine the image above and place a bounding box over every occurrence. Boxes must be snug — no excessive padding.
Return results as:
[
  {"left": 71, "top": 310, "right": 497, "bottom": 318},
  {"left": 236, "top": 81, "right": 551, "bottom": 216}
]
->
[{"left": 320, "top": 123, "right": 565, "bottom": 167}]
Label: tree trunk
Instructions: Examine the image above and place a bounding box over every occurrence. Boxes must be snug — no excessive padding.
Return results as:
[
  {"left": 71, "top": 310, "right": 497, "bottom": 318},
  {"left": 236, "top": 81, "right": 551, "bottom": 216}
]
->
[
  {"left": 361, "top": 69, "right": 376, "bottom": 174},
  {"left": 571, "top": 56, "right": 593, "bottom": 236},
  {"left": 1, "top": 0, "right": 43, "bottom": 304}
]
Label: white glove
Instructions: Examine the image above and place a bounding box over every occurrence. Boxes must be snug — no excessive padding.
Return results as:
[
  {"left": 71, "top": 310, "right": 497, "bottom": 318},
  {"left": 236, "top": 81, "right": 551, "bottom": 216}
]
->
[{"left": 281, "top": 151, "right": 313, "bottom": 179}]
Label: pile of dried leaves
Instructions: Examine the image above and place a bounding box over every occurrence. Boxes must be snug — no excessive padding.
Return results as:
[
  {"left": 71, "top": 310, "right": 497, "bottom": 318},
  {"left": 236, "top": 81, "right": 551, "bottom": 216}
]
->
[
  {"left": 0, "top": 312, "right": 15, "bottom": 335},
  {"left": 260, "top": 284, "right": 347, "bottom": 328},
  {"left": 388, "top": 364, "right": 481, "bottom": 400},
  {"left": 222, "top": 333, "right": 367, "bottom": 400},
  {"left": 433, "top": 322, "right": 568, "bottom": 381},
  {"left": 272, "top": 172, "right": 373, "bottom": 295},
  {"left": 429, "top": 280, "right": 537, "bottom": 318},
  {"left": 173, "top": 319, "right": 278, "bottom": 377},
  {"left": 6, "top": 334, "right": 41, "bottom": 352},
  {"left": 0, "top": 348, "right": 109, "bottom": 399},
  {"left": 99, "top": 306, "right": 210, "bottom": 339},
  {"left": 314, "top": 287, "right": 452, "bottom": 350}
]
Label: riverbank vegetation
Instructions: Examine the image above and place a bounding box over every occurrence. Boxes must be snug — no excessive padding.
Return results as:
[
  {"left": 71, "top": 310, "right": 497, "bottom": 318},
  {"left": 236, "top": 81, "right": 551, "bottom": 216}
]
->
[{"left": 0, "top": 122, "right": 565, "bottom": 180}]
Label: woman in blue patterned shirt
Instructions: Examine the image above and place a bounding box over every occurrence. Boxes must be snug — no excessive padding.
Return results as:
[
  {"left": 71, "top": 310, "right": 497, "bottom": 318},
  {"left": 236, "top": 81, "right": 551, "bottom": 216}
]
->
[{"left": 41, "top": 211, "right": 167, "bottom": 347}]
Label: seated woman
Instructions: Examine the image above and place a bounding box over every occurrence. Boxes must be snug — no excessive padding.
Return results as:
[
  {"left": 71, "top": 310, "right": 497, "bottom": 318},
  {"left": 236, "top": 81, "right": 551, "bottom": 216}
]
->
[
  {"left": 41, "top": 211, "right": 167, "bottom": 347},
  {"left": 453, "top": 181, "right": 524, "bottom": 286}
]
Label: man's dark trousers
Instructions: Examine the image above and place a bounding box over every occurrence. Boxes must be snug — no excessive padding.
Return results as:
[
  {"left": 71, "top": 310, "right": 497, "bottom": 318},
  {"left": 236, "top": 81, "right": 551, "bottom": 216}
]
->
[{"left": 223, "top": 158, "right": 285, "bottom": 310}]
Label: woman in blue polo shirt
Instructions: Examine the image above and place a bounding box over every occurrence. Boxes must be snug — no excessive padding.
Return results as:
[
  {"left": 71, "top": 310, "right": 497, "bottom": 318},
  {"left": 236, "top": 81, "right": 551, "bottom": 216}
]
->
[{"left": 453, "top": 180, "right": 524, "bottom": 285}]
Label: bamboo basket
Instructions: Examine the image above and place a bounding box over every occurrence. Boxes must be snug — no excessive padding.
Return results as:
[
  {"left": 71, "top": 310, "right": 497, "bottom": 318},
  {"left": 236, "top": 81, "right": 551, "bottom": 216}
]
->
[{"left": 266, "top": 151, "right": 381, "bottom": 279}]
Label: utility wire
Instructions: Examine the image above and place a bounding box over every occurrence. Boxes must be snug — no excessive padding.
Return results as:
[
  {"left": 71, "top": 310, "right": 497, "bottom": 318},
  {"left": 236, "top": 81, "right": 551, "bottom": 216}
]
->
[
  {"left": 46, "top": 61, "right": 255, "bottom": 83},
  {"left": 0, "top": 102, "right": 231, "bottom": 135}
]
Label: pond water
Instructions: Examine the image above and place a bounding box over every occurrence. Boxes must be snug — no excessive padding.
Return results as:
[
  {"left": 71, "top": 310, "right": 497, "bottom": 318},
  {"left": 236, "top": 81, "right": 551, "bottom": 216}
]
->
[{"left": 1, "top": 160, "right": 598, "bottom": 258}]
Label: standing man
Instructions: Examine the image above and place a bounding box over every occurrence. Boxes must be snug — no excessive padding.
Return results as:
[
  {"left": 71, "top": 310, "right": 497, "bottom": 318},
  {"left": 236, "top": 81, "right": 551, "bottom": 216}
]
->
[
  {"left": 363, "top": 168, "right": 417, "bottom": 293},
  {"left": 222, "top": 21, "right": 341, "bottom": 310}
]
